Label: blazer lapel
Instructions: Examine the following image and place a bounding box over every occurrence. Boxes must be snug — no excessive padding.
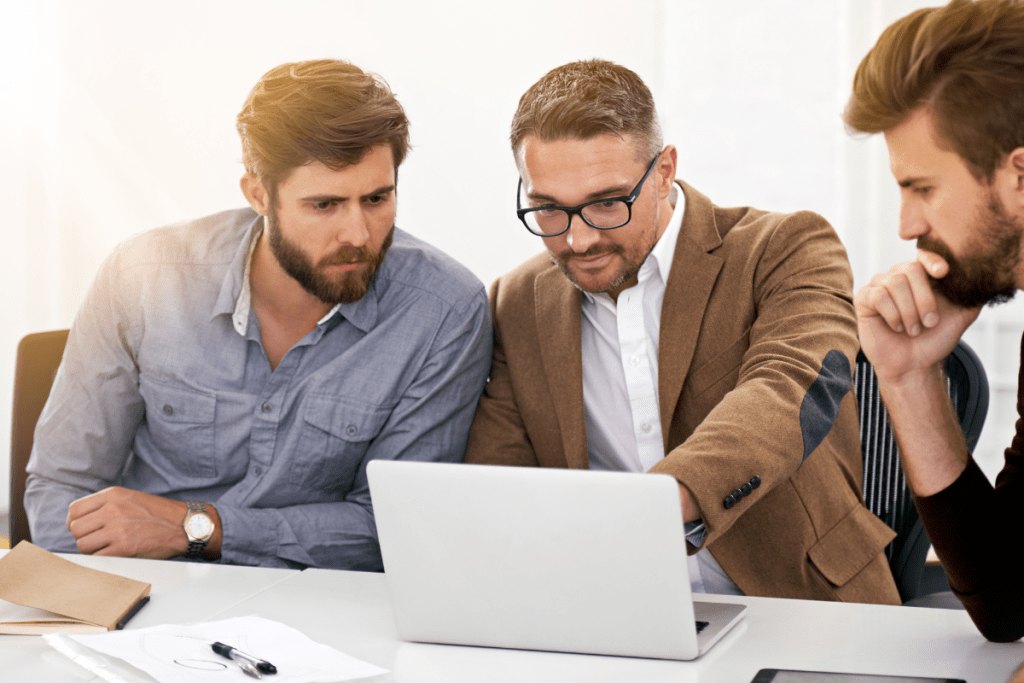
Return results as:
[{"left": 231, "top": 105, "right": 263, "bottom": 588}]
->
[
  {"left": 534, "top": 266, "right": 589, "bottom": 469},
  {"left": 658, "top": 182, "right": 725, "bottom": 448}
]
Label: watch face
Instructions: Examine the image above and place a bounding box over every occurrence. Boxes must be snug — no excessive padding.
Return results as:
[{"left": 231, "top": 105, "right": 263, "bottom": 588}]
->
[{"left": 186, "top": 513, "right": 214, "bottom": 540}]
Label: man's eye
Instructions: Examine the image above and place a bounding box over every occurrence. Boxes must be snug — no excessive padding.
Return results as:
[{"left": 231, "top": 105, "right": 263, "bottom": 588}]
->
[
  {"left": 366, "top": 194, "right": 387, "bottom": 205},
  {"left": 914, "top": 186, "right": 932, "bottom": 197},
  {"left": 312, "top": 200, "right": 335, "bottom": 210}
]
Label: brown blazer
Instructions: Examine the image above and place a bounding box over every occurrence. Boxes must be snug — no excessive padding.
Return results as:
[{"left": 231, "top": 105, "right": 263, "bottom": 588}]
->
[{"left": 466, "top": 182, "right": 900, "bottom": 605}]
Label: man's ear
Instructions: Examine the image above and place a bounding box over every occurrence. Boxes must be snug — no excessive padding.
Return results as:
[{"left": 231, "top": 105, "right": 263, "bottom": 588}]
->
[
  {"left": 1011, "top": 148, "right": 1024, "bottom": 181},
  {"left": 656, "top": 145, "right": 678, "bottom": 199},
  {"left": 240, "top": 174, "right": 271, "bottom": 216}
]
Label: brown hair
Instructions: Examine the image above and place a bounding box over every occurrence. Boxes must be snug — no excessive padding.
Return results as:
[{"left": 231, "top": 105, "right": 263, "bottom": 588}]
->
[
  {"left": 844, "top": 0, "right": 1024, "bottom": 180},
  {"left": 237, "top": 59, "right": 410, "bottom": 193},
  {"left": 510, "top": 59, "right": 662, "bottom": 162}
]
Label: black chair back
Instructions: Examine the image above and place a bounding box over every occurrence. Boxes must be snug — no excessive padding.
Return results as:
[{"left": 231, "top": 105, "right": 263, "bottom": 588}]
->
[{"left": 854, "top": 340, "right": 988, "bottom": 602}]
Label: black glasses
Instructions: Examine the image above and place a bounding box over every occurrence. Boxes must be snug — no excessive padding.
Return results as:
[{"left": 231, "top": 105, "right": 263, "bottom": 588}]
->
[{"left": 516, "top": 154, "right": 660, "bottom": 237}]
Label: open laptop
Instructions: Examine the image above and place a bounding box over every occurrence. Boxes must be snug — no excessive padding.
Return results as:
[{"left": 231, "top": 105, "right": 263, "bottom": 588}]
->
[{"left": 366, "top": 460, "right": 746, "bottom": 660}]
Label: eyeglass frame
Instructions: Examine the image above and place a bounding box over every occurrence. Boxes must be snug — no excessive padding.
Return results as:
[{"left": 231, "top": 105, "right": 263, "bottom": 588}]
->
[{"left": 515, "top": 153, "right": 661, "bottom": 237}]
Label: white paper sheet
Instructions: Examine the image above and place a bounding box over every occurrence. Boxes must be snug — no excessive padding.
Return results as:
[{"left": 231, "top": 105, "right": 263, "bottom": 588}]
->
[
  {"left": 48, "top": 616, "right": 389, "bottom": 683},
  {"left": 1, "top": 597, "right": 67, "bottom": 622}
]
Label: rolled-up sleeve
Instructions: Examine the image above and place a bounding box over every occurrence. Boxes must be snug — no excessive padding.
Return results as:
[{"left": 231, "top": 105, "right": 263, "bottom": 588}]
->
[{"left": 25, "top": 247, "right": 146, "bottom": 551}]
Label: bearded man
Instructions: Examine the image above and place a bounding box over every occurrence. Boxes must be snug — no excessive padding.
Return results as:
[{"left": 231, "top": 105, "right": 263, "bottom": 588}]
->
[
  {"left": 466, "top": 59, "right": 900, "bottom": 605},
  {"left": 845, "top": 0, "right": 1024, "bottom": 642},
  {"left": 24, "top": 59, "right": 492, "bottom": 570}
]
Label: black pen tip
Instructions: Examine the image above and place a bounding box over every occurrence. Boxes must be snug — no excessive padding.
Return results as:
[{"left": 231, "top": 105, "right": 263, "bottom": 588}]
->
[{"left": 257, "top": 662, "right": 277, "bottom": 674}]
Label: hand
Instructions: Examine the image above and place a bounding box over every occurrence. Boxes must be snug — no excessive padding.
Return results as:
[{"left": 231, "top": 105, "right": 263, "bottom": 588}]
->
[
  {"left": 67, "top": 487, "right": 217, "bottom": 559},
  {"left": 854, "top": 250, "right": 980, "bottom": 385}
]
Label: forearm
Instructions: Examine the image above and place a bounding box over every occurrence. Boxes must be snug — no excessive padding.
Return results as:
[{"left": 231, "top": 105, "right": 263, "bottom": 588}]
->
[
  {"left": 217, "top": 501, "right": 381, "bottom": 570},
  {"left": 914, "top": 458, "right": 1024, "bottom": 642},
  {"left": 878, "top": 363, "right": 968, "bottom": 496}
]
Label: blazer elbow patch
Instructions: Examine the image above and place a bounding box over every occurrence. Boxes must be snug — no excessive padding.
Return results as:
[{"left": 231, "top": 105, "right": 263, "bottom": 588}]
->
[{"left": 799, "top": 350, "right": 851, "bottom": 461}]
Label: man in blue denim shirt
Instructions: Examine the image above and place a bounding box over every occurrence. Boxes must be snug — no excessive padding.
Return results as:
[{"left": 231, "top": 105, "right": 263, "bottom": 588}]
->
[{"left": 24, "top": 59, "right": 492, "bottom": 570}]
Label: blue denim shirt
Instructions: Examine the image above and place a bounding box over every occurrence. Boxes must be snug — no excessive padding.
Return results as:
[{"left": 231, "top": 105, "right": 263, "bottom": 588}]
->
[{"left": 25, "top": 208, "right": 492, "bottom": 570}]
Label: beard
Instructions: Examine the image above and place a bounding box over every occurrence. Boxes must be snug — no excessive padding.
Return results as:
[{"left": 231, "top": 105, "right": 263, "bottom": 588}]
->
[
  {"left": 266, "top": 205, "right": 394, "bottom": 305},
  {"left": 551, "top": 196, "right": 659, "bottom": 295},
  {"left": 917, "top": 196, "right": 1021, "bottom": 310},
  {"left": 553, "top": 242, "right": 641, "bottom": 294}
]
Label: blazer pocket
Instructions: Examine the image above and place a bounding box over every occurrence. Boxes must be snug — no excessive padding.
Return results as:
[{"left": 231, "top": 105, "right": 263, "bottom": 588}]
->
[
  {"left": 807, "top": 504, "right": 896, "bottom": 587},
  {"left": 686, "top": 327, "right": 751, "bottom": 398},
  {"left": 290, "top": 397, "right": 392, "bottom": 492},
  {"left": 138, "top": 376, "right": 218, "bottom": 478}
]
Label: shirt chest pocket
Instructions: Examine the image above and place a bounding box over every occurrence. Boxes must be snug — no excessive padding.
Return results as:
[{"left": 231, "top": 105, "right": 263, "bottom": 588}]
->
[
  {"left": 290, "top": 397, "right": 392, "bottom": 493},
  {"left": 138, "top": 377, "right": 218, "bottom": 478}
]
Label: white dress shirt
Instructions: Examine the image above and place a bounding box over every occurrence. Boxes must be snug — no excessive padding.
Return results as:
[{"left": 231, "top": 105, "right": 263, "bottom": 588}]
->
[{"left": 581, "top": 185, "right": 743, "bottom": 596}]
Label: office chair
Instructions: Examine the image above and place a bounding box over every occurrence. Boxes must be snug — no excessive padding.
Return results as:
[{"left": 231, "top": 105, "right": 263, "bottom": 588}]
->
[
  {"left": 854, "top": 339, "right": 989, "bottom": 604},
  {"left": 9, "top": 329, "right": 70, "bottom": 546}
]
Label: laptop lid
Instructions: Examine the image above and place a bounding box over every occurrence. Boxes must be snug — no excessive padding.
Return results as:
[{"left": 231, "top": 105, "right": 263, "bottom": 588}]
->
[{"left": 367, "top": 460, "right": 745, "bottom": 660}]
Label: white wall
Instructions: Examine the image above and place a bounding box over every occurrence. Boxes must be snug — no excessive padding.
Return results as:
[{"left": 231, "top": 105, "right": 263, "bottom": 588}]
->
[
  {"left": 0, "top": 0, "right": 664, "bottom": 514},
  {"left": 1, "top": 0, "right": 1018, "bottom": 516}
]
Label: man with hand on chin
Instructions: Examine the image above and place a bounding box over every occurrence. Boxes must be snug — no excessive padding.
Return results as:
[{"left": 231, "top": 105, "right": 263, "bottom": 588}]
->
[
  {"left": 25, "top": 59, "right": 491, "bottom": 570},
  {"left": 845, "top": 0, "right": 1024, "bottom": 641},
  {"left": 466, "top": 59, "right": 900, "bottom": 604}
]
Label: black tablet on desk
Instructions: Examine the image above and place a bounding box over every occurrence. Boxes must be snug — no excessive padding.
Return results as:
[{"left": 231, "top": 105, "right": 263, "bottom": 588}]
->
[{"left": 753, "top": 670, "right": 965, "bottom": 683}]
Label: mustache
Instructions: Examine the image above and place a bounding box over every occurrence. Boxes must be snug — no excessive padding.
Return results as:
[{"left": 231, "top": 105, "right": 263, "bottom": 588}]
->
[
  {"left": 916, "top": 236, "right": 953, "bottom": 265},
  {"left": 557, "top": 245, "right": 624, "bottom": 261},
  {"left": 318, "top": 245, "right": 376, "bottom": 267}
]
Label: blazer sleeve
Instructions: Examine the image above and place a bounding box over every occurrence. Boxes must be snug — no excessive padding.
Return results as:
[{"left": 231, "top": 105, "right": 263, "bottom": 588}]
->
[
  {"left": 465, "top": 277, "right": 542, "bottom": 467},
  {"left": 649, "top": 212, "right": 862, "bottom": 549}
]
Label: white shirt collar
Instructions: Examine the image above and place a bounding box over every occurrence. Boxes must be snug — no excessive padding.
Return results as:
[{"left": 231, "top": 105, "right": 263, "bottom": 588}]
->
[{"left": 647, "top": 182, "right": 686, "bottom": 287}]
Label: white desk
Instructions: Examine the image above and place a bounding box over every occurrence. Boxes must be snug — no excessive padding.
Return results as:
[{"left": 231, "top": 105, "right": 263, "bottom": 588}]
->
[
  {"left": 0, "top": 550, "right": 298, "bottom": 681},
  {"left": 3, "top": 557, "right": 1022, "bottom": 682},
  {"left": 210, "top": 568, "right": 1024, "bottom": 683}
]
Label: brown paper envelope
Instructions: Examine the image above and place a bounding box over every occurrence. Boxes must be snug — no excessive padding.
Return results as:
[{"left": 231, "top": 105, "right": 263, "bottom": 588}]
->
[{"left": 0, "top": 541, "right": 151, "bottom": 630}]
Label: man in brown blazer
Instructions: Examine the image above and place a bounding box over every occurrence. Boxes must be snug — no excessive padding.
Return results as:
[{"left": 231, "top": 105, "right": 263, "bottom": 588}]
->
[{"left": 465, "top": 59, "right": 900, "bottom": 604}]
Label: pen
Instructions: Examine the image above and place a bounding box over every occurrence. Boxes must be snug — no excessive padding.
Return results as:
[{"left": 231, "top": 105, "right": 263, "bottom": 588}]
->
[
  {"left": 211, "top": 641, "right": 277, "bottom": 677},
  {"left": 115, "top": 596, "right": 150, "bottom": 630}
]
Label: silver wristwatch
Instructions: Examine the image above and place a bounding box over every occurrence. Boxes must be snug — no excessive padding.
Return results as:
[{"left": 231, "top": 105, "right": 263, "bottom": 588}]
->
[{"left": 182, "top": 501, "right": 214, "bottom": 560}]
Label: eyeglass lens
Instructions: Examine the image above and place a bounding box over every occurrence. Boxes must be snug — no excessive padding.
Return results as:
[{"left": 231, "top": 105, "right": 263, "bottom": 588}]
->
[{"left": 523, "top": 200, "right": 630, "bottom": 235}]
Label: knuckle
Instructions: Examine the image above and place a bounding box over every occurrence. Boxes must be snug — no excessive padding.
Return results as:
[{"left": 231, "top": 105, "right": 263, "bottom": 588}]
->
[{"left": 892, "top": 261, "right": 917, "bottom": 275}]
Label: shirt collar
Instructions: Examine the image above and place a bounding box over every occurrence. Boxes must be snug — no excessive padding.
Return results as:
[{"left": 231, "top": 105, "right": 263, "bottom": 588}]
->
[
  {"left": 213, "top": 215, "right": 373, "bottom": 337},
  {"left": 646, "top": 182, "right": 686, "bottom": 287},
  {"left": 211, "top": 213, "right": 262, "bottom": 330},
  {"left": 230, "top": 218, "right": 265, "bottom": 335}
]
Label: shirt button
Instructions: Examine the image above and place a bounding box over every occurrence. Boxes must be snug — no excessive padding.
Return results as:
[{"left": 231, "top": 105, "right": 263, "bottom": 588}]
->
[
  {"left": 261, "top": 403, "right": 271, "bottom": 413},
  {"left": 253, "top": 466, "right": 262, "bottom": 475},
  {"left": 629, "top": 355, "right": 640, "bottom": 366},
  {"left": 346, "top": 425, "right": 357, "bottom": 436},
  {"left": 640, "top": 422, "right": 652, "bottom": 434},
  {"left": 162, "top": 405, "right": 174, "bottom": 416}
]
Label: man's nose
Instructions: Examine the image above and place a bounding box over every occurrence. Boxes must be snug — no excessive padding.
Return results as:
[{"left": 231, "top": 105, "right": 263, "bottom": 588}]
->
[
  {"left": 565, "top": 213, "right": 600, "bottom": 253},
  {"left": 898, "top": 199, "right": 928, "bottom": 241},
  {"left": 336, "top": 204, "right": 370, "bottom": 247}
]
